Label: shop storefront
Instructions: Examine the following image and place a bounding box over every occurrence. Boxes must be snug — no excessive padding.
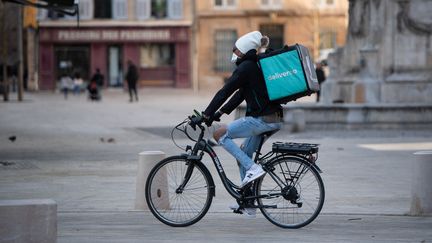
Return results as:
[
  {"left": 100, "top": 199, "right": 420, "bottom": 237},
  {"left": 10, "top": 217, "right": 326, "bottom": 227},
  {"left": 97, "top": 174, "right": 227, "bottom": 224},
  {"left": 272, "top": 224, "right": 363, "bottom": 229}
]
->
[{"left": 38, "top": 26, "right": 190, "bottom": 90}]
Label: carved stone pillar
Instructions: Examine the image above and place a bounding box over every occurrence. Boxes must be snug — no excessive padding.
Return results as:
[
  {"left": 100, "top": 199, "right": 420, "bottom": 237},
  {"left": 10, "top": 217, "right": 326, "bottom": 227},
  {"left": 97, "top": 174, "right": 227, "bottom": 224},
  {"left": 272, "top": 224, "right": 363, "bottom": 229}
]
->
[{"left": 353, "top": 46, "right": 381, "bottom": 103}]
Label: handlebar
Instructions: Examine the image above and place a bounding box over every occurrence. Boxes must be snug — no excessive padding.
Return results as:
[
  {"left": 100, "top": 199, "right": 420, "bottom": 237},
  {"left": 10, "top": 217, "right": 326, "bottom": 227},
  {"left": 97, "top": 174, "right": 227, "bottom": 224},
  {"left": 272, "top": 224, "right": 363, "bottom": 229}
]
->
[
  {"left": 171, "top": 110, "right": 212, "bottom": 152},
  {"left": 188, "top": 109, "right": 206, "bottom": 131}
]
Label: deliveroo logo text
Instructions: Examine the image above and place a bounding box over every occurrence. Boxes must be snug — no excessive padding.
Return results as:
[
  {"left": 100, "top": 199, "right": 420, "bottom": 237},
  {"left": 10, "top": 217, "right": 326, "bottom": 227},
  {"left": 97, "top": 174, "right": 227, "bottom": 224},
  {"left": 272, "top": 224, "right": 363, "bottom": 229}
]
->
[{"left": 267, "top": 69, "right": 298, "bottom": 81}]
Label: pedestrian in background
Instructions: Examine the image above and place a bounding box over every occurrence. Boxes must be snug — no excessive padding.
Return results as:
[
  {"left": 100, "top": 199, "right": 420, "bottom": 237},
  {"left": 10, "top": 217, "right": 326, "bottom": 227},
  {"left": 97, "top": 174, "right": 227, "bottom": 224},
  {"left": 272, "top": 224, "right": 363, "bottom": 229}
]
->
[
  {"left": 90, "top": 68, "right": 104, "bottom": 99},
  {"left": 73, "top": 72, "right": 84, "bottom": 95},
  {"left": 125, "top": 60, "right": 139, "bottom": 102},
  {"left": 60, "top": 74, "right": 73, "bottom": 99},
  {"left": 315, "top": 62, "right": 326, "bottom": 102}
]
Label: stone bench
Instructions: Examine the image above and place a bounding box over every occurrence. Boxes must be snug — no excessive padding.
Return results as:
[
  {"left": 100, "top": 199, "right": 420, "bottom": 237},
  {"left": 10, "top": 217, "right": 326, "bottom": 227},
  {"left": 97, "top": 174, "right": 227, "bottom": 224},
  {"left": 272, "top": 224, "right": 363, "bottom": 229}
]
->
[{"left": 0, "top": 199, "right": 57, "bottom": 243}]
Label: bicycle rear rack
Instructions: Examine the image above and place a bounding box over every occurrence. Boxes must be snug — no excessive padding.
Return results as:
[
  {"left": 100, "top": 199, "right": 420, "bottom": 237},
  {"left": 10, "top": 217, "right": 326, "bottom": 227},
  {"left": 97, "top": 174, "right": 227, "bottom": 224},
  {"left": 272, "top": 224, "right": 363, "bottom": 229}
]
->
[{"left": 272, "top": 142, "right": 319, "bottom": 154}]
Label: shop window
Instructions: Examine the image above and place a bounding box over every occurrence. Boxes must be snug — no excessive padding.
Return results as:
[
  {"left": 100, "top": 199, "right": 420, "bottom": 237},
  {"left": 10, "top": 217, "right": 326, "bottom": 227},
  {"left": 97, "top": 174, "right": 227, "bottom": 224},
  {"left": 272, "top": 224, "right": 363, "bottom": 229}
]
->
[
  {"left": 140, "top": 44, "right": 175, "bottom": 68},
  {"left": 112, "top": 0, "right": 128, "bottom": 19},
  {"left": 319, "top": 31, "right": 337, "bottom": 50},
  {"left": 260, "top": 24, "right": 284, "bottom": 50},
  {"left": 55, "top": 46, "right": 90, "bottom": 82},
  {"left": 214, "top": 30, "right": 237, "bottom": 72},
  {"left": 94, "top": 0, "right": 112, "bottom": 19},
  {"left": 214, "top": 0, "right": 236, "bottom": 9}
]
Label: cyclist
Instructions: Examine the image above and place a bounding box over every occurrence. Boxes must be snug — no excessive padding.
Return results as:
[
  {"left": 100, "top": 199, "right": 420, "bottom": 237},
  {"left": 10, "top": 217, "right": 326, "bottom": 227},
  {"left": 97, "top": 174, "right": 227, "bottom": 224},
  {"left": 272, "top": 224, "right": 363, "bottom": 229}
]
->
[{"left": 193, "top": 31, "right": 284, "bottom": 217}]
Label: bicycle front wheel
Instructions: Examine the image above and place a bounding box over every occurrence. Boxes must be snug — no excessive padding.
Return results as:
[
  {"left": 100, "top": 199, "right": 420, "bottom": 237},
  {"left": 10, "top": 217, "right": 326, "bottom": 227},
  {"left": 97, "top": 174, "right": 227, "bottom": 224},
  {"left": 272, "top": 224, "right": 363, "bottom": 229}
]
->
[
  {"left": 256, "top": 156, "right": 325, "bottom": 228},
  {"left": 145, "top": 156, "right": 213, "bottom": 227}
]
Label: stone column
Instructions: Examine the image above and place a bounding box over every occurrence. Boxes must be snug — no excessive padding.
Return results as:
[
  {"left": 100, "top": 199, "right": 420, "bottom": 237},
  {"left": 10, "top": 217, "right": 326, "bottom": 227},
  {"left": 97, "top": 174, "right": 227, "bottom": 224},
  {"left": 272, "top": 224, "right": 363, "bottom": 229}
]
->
[
  {"left": 410, "top": 151, "right": 432, "bottom": 216},
  {"left": 135, "top": 151, "right": 169, "bottom": 210}
]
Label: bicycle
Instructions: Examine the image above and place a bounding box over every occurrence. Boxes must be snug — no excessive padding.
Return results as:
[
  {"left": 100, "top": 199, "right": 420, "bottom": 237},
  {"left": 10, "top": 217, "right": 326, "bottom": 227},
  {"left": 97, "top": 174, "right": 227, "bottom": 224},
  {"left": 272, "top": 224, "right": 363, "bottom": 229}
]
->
[{"left": 145, "top": 111, "right": 325, "bottom": 228}]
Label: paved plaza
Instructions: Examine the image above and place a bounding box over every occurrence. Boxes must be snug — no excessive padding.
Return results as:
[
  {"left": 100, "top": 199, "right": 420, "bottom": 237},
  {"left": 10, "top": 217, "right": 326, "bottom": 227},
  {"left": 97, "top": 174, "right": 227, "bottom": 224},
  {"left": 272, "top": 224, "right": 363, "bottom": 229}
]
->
[{"left": 1, "top": 89, "right": 432, "bottom": 242}]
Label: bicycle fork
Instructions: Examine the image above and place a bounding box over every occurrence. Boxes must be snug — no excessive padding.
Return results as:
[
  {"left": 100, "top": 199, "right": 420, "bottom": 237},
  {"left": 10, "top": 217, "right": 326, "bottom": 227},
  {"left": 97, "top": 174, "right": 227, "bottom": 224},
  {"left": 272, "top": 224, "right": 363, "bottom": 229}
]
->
[{"left": 175, "top": 159, "right": 197, "bottom": 194}]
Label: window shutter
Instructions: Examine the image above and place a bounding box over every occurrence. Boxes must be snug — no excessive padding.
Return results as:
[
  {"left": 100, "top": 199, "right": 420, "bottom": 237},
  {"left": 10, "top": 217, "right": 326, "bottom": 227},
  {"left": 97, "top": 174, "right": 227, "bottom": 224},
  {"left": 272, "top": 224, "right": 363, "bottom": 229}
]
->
[
  {"left": 113, "top": 0, "right": 128, "bottom": 19},
  {"left": 37, "top": 8, "right": 48, "bottom": 20},
  {"left": 226, "top": 0, "right": 236, "bottom": 6},
  {"left": 79, "top": 0, "right": 93, "bottom": 20},
  {"left": 273, "top": 0, "right": 282, "bottom": 6},
  {"left": 136, "top": 0, "right": 151, "bottom": 20},
  {"left": 168, "top": 0, "right": 182, "bottom": 19}
]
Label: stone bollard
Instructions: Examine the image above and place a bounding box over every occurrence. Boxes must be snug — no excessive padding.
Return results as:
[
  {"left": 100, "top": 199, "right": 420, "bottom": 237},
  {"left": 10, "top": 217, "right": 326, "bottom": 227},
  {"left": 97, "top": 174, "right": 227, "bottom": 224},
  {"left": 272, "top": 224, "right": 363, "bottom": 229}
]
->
[
  {"left": 0, "top": 199, "right": 57, "bottom": 243},
  {"left": 291, "top": 109, "right": 306, "bottom": 133},
  {"left": 410, "top": 151, "right": 432, "bottom": 216},
  {"left": 135, "top": 151, "right": 169, "bottom": 210}
]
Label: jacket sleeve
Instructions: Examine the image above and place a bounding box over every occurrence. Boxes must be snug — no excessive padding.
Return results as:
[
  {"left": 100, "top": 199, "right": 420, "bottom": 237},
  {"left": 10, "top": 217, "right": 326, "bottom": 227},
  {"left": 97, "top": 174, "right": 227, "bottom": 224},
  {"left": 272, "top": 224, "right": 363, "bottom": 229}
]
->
[
  {"left": 220, "top": 89, "right": 244, "bottom": 115},
  {"left": 203, "top": 67, "right": 246, "bottom": 116}
]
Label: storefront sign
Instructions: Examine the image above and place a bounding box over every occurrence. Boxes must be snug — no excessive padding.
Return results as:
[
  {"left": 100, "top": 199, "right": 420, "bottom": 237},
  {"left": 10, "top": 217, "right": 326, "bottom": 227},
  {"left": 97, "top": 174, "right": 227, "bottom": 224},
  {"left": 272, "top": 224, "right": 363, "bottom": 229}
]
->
[
  {"left": 39, "top": 28, "right": 188, "bottom": 43},
  {"left": 56, "top": 30, "right": 171, "bottom": 41}
]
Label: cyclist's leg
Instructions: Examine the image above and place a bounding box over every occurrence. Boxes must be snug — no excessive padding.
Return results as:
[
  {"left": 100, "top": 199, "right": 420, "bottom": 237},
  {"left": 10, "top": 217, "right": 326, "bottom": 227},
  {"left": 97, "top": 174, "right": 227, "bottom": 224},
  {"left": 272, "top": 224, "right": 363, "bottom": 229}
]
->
[
  {"left": 239, "top": 136, "right": 261, "bottom": 180},
  {"left": 218, "top": 117, "right": 280, "bottom": 172}
]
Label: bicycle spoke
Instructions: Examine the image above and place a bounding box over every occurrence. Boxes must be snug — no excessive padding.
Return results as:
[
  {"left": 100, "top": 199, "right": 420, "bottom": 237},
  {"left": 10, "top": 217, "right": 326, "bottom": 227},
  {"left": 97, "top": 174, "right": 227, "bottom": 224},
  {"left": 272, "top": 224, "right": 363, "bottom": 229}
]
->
[
  {"left": 257, "top": 157, "right": 324, "bottom": 228},
  {"left": 146, "top": 157, "right": 212, "bottom": 227}
]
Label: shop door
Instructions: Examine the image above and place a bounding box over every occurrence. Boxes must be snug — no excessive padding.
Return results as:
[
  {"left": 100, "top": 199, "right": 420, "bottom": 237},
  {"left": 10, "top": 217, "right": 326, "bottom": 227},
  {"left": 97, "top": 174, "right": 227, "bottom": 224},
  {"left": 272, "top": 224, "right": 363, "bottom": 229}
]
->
[{"left": 108, "top": 46, "right": 123, "bottom": 87}]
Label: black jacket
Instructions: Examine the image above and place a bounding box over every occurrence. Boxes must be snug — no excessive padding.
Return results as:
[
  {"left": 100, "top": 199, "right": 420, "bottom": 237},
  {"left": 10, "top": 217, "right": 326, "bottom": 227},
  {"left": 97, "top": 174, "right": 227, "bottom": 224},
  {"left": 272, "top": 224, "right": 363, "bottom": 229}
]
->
[
  {"left": 126, "top": 64, "right": 139, "bottom": 84},
  {"left": 204, "top": 50, "right": 282, "bottom": 118}
]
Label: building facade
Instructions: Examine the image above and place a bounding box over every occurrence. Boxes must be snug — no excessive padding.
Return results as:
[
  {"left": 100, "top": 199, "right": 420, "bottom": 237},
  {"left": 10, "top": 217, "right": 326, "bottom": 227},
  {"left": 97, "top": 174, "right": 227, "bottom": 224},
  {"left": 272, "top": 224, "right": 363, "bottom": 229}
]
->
[
  {"left": 195, "top": 0, "right": 348, "bottom": 90},
  {"left": 38, "top": 0, "right": 192, "bottom": 90},
  {"left": 35, "top": 0, "right": 348, "bottom": 91}
]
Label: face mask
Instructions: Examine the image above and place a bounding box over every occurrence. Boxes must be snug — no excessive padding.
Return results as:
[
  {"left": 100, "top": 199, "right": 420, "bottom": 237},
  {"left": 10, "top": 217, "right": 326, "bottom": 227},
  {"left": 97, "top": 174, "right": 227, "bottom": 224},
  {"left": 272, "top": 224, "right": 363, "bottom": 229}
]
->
[{"left": 230, "top": 53, "right": 240, "bottom": 64}]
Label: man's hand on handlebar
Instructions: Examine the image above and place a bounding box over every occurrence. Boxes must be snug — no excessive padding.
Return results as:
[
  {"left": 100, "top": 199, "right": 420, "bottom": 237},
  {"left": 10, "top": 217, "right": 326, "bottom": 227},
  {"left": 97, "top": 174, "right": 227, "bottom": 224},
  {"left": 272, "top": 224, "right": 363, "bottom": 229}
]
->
[
  {"left": 189, "top": 110, "right": 224, "bottom": 129},
  {"left": 204, "top": 110, "right": 223, "bottom": 127},
  {"left": 189, "top": 115, "right": 204, "bottom": 130}
]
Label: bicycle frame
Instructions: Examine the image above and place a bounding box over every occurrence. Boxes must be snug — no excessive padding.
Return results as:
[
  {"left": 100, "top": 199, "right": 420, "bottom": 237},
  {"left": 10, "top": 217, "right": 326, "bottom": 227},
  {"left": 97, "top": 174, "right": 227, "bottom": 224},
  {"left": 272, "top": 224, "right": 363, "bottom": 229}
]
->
[
  {"left": 149, "top": 118, "right": 325, "bottom": 228},
  {"left": 183, "top": 124, "right": 280, "bottom": 202}
]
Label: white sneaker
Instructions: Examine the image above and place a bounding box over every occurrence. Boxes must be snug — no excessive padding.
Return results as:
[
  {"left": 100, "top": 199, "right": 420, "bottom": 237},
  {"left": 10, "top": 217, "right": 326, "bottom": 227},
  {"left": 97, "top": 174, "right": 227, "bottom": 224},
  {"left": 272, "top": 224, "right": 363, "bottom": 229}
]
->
[
  {"left": 241, "top": 207, "right": 257, "bottom": 219},
  {"left": 241, "top": 164, "right": 265, "bottom": 187},
  {"left": 229, "top": 204, "right": 256, "bottom": 219},
  {"left": 229, "top": 204, "right": 239, "bottom": 210}
]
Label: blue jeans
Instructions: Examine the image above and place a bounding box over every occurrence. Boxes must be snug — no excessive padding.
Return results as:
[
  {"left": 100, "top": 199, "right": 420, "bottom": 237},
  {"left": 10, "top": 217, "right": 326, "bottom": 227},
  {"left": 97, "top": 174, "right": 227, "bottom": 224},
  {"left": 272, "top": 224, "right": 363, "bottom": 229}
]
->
[{"left": 218, "top": 116, "right": 282, "bottom": 180}]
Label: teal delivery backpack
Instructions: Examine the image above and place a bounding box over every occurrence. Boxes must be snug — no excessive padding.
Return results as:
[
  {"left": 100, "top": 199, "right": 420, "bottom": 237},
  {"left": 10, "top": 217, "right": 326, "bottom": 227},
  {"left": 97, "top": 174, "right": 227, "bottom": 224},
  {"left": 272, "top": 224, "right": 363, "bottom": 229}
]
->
[{"left": 258, "top": 44, "right": 320, "bottom": 104}]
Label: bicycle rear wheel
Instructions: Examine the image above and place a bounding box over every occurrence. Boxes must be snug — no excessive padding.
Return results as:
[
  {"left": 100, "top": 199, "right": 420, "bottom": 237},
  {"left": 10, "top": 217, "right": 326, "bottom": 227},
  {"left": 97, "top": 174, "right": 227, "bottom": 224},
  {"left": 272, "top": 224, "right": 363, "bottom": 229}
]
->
[
  {"left": 256, "top": 156, "right": 325, "bottom": 228},
  {"left": 145, "top": 156, "right": 213, "bottom": 227}
]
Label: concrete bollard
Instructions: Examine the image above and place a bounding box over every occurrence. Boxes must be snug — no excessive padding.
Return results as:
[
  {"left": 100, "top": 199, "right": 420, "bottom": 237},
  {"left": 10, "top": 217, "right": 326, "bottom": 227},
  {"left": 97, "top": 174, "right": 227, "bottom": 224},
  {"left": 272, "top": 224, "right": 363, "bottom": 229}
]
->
[
  {"left": 135, "top": 151, "right": 169, "bottom": 210},
  {"left": 0, "top": 199, "right": 57, "bottom": 243},
  {"left": 291, "top": 109, "right": 306, "bottom": 133},
  {"left": 410, "top": 151, "right": 432, "bottom": 216}
]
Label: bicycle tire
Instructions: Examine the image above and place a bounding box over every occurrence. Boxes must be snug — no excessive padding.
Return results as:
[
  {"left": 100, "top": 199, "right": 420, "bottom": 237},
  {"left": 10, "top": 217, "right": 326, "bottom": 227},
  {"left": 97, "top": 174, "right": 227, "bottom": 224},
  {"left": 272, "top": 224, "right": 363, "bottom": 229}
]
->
[
  {"left": 145, "top": 156, "right": 213, "bottom": 227},
  {"left": 256, "top": 156, "right": 325, "bottom": 228}
]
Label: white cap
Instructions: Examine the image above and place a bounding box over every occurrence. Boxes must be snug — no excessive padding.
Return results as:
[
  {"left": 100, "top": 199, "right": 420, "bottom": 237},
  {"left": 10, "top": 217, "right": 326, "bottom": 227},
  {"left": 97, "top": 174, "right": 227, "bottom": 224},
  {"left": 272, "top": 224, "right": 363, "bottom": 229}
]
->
[{"left": 235, "top": 31, "right": 263, "bottom": 54}]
